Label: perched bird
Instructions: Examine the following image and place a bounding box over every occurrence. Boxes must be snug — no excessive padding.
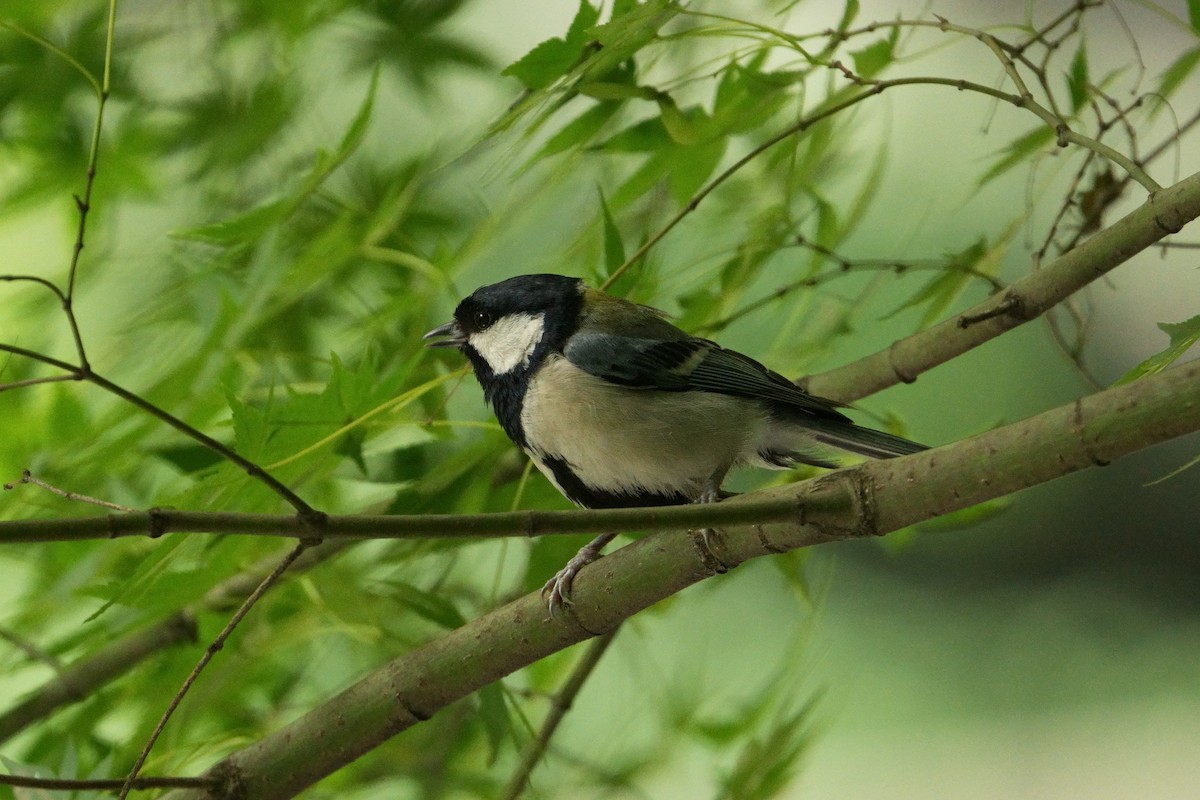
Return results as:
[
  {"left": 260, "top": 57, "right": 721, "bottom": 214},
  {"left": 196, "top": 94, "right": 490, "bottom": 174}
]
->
[{"left": 424, "top": 274, "right": 926, "bottom": 610}]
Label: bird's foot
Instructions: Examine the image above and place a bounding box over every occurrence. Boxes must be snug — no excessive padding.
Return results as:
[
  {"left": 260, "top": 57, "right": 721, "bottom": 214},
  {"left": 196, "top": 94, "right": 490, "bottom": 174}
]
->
[
  {"left": 692, "top": 484, "right": 730, "bottom": 572},
  {"left": 541, "top": 532, "right": 616, "bottom": 617}
]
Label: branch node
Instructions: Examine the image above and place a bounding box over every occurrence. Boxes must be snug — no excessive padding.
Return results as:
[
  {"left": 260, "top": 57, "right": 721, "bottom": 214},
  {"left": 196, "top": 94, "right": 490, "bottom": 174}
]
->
[
  {"left": 754, "top": 523, "right": 787, "bottom": 554},
  {"left": 297, "top": 509, "right": 328, "bottom": 546},
  {"left": 1053, "top": 124, "right": 1068, "bottom": 147},
  {"left": 207, "top": 761, "right": 248, "bottom": 800},
  {"left": 147, "top": 507, "right": 169, "bottom": 539},
  {"left": 886, "top": 340, "right": 918, "bottom": 384},
  {"left": 1073, "top": 398, "right": 1110, "bottom": 466},
  {"left": 688, "top": 528, "right": 730, "bottom": 574},
  {"left": 958, "top": 292, "right": 1026, "bottom": 328},
  {"left": 397, "top": 692, "right": 432, "bottom": 722},
  {"left": 848, "top": 469, "right": 881, "bottom": 538},
  {"left": 1150, "top": 190, "right": 1185, "bottom": 235}
]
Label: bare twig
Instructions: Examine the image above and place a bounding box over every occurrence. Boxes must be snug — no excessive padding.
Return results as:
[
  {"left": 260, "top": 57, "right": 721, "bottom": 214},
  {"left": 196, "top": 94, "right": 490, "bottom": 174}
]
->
[{"left": 4, "top": 469, "right": 134, "bottom": 512}]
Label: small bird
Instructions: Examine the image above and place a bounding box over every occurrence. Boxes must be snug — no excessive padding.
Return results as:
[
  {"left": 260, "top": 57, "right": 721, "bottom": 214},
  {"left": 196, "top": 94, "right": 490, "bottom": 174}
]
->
[{"left": 424, "top": 274, "right": 926, "bottom": 611}]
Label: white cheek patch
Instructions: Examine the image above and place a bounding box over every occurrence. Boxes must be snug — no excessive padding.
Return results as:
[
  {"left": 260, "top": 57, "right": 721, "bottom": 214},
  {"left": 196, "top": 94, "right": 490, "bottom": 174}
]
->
[{"left": 470, "top": 312, "right": 546, "bottom": 374}]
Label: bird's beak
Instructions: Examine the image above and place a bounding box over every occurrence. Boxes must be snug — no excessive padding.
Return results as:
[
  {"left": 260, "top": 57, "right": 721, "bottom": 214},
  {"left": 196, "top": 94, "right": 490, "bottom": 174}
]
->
[{"left": 423, "top": 320, "right": 466, "bottom": 349}]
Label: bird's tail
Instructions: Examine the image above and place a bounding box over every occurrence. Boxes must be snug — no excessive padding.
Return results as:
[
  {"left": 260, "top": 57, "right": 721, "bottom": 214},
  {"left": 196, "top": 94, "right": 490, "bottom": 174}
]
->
[{"left": 808, "top": 418, "right": 928, "bottom": 460}]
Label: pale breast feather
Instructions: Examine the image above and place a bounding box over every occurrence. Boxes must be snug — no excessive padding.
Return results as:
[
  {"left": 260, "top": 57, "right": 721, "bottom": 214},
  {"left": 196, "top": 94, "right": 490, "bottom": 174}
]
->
[{"left": 520, "top": 354, "right": 768, "bottom": 502}]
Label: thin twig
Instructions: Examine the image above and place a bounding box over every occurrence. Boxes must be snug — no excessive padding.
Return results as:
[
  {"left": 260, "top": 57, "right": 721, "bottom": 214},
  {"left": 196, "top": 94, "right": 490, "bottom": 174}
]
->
[
  {"left": 0, "top": 374, "right": 79, "bottom": 392},
  {"left": 117, "top": 540, "right": 315, "bottom": 800},
  {"left": 502, "top": 628, "right": 621, "bottom": 800},
  {"left": 0, "top": 273, "right": 68, "bottom": 301},
  {"left": 4, "top": 469, "right": 135, "bottom": 512}
]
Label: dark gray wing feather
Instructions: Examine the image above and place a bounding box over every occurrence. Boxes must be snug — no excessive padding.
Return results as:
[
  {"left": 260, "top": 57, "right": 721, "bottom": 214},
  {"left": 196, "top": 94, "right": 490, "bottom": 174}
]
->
[{"left": 563, "top": 332, "right": 850, "bottom": 422}]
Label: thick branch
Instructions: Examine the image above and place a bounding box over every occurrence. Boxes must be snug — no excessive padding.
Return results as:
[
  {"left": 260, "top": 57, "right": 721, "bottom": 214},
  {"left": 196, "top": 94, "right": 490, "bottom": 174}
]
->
[
  {"left": 802, "top": 169, "right": 1200, "bottom": 402},
  {"left": 162, "top": 359, "right": 1200, "bottom": 800}
]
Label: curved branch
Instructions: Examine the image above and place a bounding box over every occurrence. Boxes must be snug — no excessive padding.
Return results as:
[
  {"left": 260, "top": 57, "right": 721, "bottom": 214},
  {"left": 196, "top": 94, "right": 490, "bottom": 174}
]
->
[{"left": 160, "top": 358, "right": 1200, "bottom": 800}]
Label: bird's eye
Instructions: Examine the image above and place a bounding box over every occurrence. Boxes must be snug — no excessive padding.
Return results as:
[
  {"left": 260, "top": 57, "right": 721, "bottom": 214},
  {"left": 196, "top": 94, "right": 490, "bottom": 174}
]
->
[{"left": 473, "top": 310, "right": 494, "bottom": 330}]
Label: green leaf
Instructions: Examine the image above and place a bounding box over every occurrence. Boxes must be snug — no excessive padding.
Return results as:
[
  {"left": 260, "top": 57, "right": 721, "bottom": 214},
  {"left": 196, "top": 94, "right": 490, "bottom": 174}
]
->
[
  {"left": 883, "top": 239, "right": 987, "bottom": 327},
  {"left": 172, "top": 72, "right": 377, "bottom": 243},
  {"left": 225, "top": 388, "right": 272, "bottom": 462},
  {"left": 718, "top": 697, "right": 818, "bottom": 800},
  {"left": 849, "top": 27, "right": 898, "bottom": 79},
  {"left": 709, "top": 61, "right": 794, "bottom": 136},
  {"left": 598, "top": 187, "right": 625, "bottom": 273},
  {"left": 1114, "top": 313, "right": 1200, "bottom": 385},
  {"left": 501, "top": 0, "right": 599, "bottom": 89},
  {"left": 172, "top": 197, "right": 291, "bottom": 243},
  {"left": 1156, "top": 46, "right": 1200, "bottom": 105},
  {"left": 577, "top": 81, "right": 656, "bottom": 101},
  {"left": 84, "top": 537, "right": 210, "bottom": 621},
  {"left": 477, "top": 683, "right": 516, "bottom": 766},
  {"left": 502, "top": 36, "right": 581, "bottom": 90},
  {"left": 536, "top": 102, "right": 621, "bottom": 159},
  {"left": 978, "top": 126, "right": 1056, "bottom": 186},
  {"left": 836, "top": 0, "right": 860, "bottom": 33},
  {"left": 1067, "top": 41, "right": 1089, "bottom": 112},
  {"left": 656, "top": 93, "right": 702, "bottom": 145},
  {"left": 584, "top": 0, "right": 675, "bottom": 77},
  {"left": 1190, "top": 0, "right": 1200, "bottom": 34},
  {"left": 386, "top": 580, "right": 467, "bottom": 629},
  {"left": 594, "top": 115, "right": 671, "bottom": 152},
  {"left": 332, "top": 68, "right": 379, "bottom": 165},
  {"left": 667, "top": 136, "right": 726, "bottom": 204},
  {"left": 917, "top": 498, "right": 1012, "bottom": 531},
  {"left": 151, "top": 443, "right": 226, "bottom": 474}
]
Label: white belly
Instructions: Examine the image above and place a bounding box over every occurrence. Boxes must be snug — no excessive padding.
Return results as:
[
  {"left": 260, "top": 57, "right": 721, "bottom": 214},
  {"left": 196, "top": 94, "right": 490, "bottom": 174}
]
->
[{"left": 519, "top": 355, "right": 768, "bottom": 500}]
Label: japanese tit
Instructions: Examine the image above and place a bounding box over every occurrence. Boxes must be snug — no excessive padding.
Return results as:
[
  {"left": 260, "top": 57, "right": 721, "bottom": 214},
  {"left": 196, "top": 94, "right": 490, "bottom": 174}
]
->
[{"left": 424, "top": 274, "right": 926, "bottom": 606}]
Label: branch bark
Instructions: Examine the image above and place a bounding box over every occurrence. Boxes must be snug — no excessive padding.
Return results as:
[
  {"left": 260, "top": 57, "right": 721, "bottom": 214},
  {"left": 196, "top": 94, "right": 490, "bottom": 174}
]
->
[{"left": 161, "top": 358, "right": 1200, "bottom": 800}]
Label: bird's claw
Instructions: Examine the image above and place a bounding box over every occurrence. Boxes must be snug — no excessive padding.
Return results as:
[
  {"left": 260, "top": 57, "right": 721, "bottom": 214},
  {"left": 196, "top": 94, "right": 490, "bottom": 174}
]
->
[
  {"left": 541, "top": 552, "right": 590, "bottom": 617},
  {"left": 541, "top": 532, "right": 616, "bottom": 617}
]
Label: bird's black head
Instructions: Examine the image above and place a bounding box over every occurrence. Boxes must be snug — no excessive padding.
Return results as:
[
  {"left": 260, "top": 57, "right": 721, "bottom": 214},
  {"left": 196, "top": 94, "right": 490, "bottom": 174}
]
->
[{"left": 423, "top": 275, "right": 586, "bottom": 442}]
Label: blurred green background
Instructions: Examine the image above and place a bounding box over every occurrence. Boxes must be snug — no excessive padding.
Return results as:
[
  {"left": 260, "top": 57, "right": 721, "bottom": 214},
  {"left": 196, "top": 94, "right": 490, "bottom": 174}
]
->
[{"left": 1, "top": 1, "right": 1198, "bottom": 798}]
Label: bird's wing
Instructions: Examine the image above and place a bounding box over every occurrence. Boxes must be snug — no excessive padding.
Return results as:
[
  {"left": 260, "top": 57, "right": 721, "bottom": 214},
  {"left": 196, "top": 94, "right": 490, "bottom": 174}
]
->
[{"left": 563, "top": 332, "right": 850, "bottom": 422}]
